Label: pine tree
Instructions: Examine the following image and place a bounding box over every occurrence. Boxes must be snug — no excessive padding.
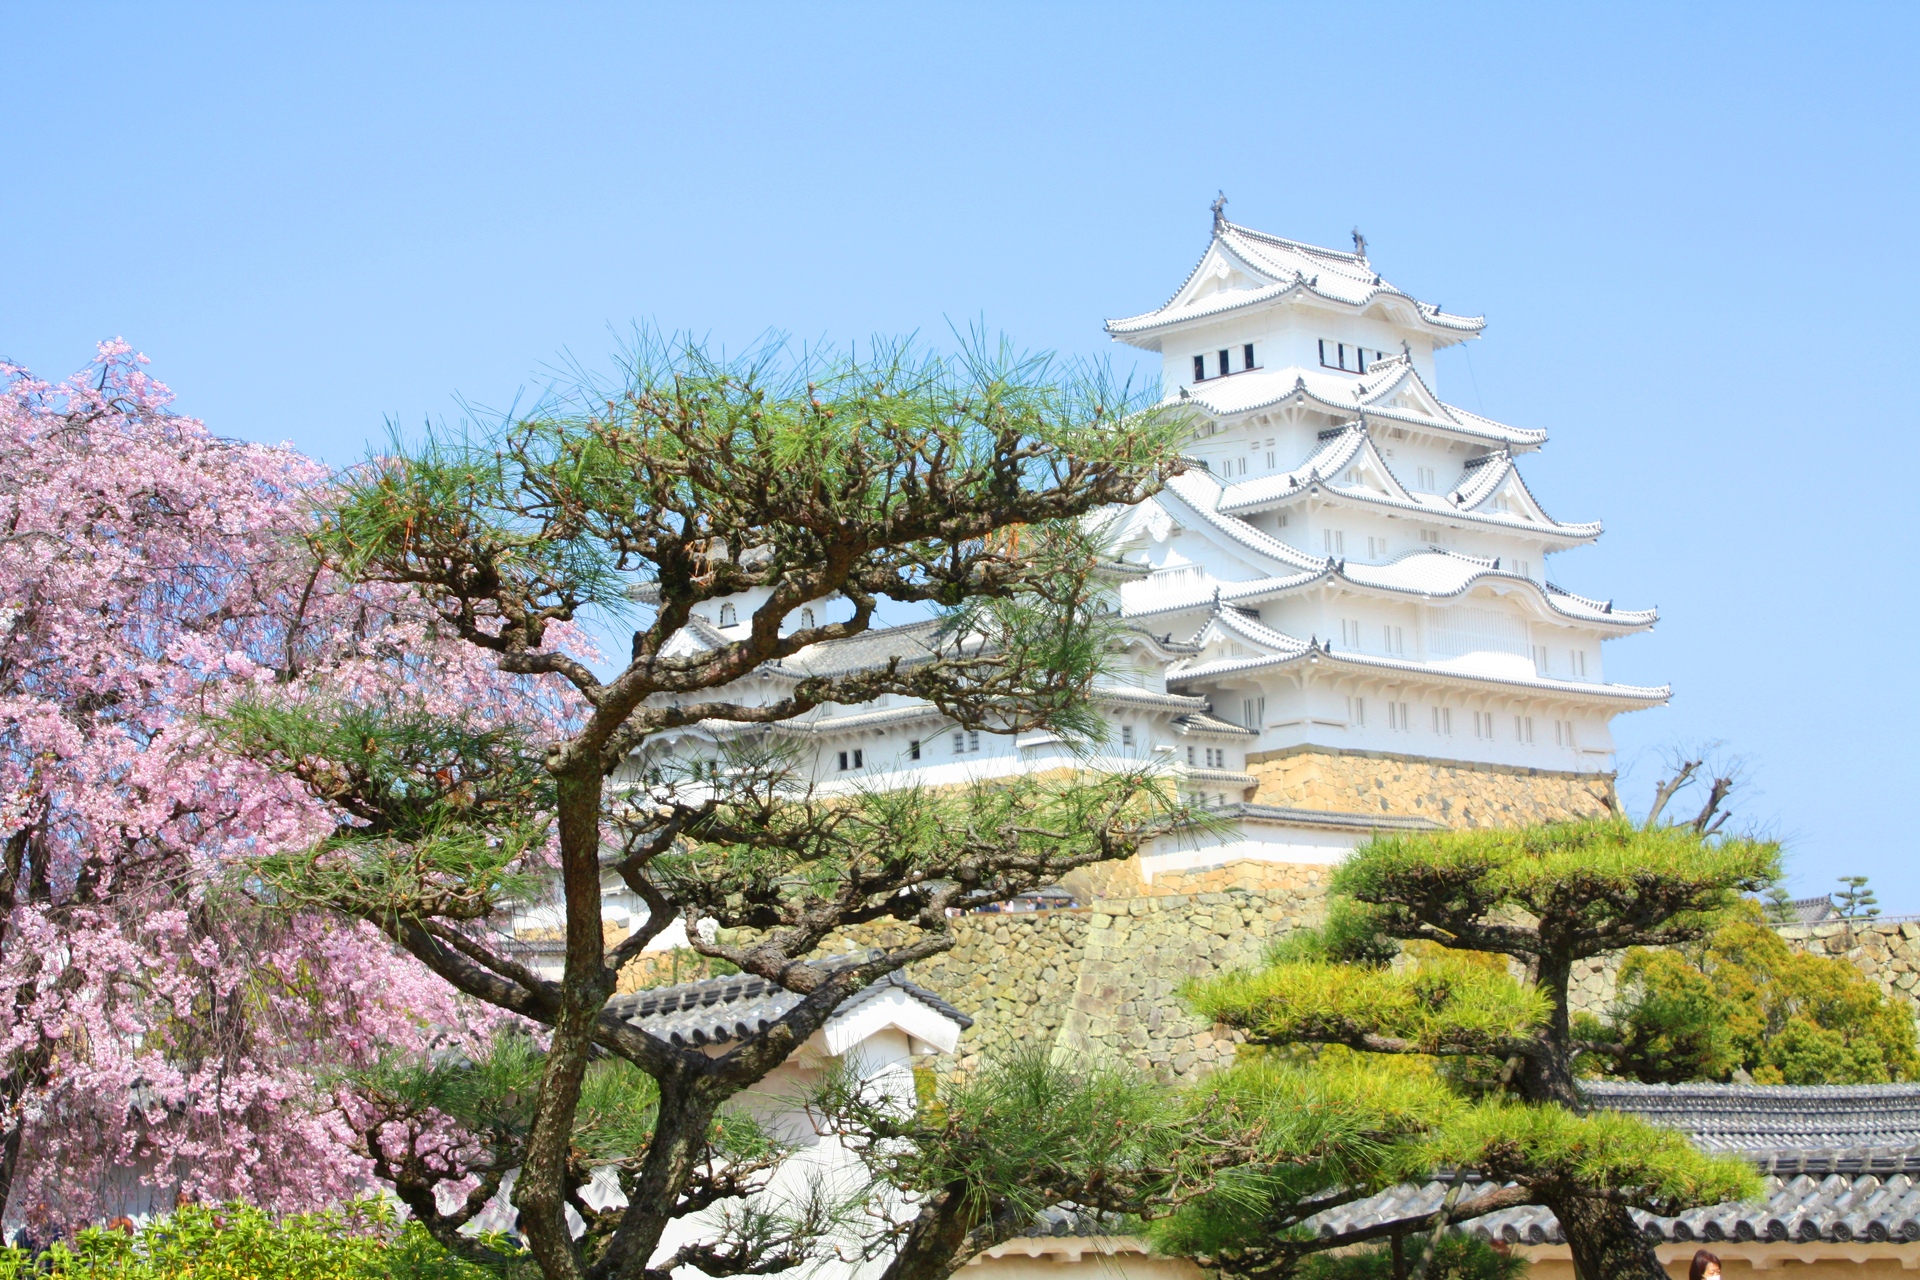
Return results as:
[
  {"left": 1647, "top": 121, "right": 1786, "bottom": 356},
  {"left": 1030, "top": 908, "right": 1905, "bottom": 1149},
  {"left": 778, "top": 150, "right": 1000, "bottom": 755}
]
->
[
  {"left": 1760, "top": 885, "right": 1800, "bottom": 925},
  {"left": 1836, "top": 875, "right": 1881, "bottom": 920},
  {"left": 1184, "top": 815, "right": 1770, "bottom": 1280},
  {"left": 220, "top": 334, "right": 1196, "bottom": 1280}
]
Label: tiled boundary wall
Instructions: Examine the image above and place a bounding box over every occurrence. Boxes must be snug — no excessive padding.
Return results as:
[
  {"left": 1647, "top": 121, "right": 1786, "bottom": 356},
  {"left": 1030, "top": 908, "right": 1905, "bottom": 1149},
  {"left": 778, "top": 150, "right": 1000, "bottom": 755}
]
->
[{"left": 803, "top": 862, "right": 1920, "bottom": 1086}]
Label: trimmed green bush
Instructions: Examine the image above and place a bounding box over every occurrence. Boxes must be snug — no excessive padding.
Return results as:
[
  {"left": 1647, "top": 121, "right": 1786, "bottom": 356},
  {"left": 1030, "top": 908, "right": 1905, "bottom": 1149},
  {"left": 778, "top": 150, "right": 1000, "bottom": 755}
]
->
[{"left": 0, "top": 1201, "right": 529, "bottom": 1279}]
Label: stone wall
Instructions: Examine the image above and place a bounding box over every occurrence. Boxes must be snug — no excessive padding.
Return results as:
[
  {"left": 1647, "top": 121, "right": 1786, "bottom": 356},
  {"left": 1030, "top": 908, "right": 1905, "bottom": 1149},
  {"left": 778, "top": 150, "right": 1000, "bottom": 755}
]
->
[
  {"left": 1780, "top": 918, "right": 1920, "bottom": 1016},
  {"left": 810, "top": 860, "right": 1332, "bottom": 1085},
  {"left": 620, "top": 852, "right": 1920, "bottom": 1089},
  {"left": 1555, "top": 918, "right": 1920, "bottom": 1025},
  {"left": 1246, "top": 746, "right": 1617, "bottom": 828}
]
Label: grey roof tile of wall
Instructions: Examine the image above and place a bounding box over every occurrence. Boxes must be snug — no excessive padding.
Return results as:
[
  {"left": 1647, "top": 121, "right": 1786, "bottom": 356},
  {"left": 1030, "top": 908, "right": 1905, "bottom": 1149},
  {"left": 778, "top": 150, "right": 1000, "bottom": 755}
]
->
[{"left": 606, "top": 962, "right": 971, "bottom": 1049}]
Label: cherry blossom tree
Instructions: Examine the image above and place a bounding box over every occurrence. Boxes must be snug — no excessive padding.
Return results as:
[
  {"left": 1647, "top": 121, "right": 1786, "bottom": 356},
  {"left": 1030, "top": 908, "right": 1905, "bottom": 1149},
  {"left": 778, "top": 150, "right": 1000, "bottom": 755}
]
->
[{"left": 0, "top": 343, "right": 557, "bottom": 1221}]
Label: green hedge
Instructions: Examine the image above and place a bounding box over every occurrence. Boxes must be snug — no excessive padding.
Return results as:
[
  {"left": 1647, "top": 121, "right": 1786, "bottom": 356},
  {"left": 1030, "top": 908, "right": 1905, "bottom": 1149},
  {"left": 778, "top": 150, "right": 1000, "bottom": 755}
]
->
[{"left": 0, "top": 1201, "right": 529, "bottom": 1279}]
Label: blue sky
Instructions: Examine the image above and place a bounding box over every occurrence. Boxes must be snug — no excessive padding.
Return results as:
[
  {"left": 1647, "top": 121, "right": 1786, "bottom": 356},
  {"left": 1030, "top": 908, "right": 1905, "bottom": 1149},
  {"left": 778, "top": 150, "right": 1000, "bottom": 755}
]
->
[{"left": 4, "top": 4, "right": 1915, "bottom": 907}]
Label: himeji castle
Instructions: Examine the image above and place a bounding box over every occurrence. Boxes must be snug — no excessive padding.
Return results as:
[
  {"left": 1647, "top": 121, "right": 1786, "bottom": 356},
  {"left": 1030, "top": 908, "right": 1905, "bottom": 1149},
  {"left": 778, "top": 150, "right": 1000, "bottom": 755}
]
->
[{"left": 614, "top": 212, "right": 1666, "bottom": 902}]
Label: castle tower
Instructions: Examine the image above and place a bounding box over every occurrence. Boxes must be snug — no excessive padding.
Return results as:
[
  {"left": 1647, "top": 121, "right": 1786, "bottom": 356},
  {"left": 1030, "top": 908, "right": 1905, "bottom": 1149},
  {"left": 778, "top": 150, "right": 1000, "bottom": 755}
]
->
[
  {"left": 1096, "top": 217, "right": 1664, "bottom": 873},
  {"left": 625, "top": 216, "right": 1666, "bottom": 894}
]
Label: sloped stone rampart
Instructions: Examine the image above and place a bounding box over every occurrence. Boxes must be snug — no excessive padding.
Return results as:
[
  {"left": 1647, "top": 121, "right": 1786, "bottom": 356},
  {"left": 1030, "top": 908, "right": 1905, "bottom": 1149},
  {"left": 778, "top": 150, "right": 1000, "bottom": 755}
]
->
[
  {"left": 1247, "top": 747, "right": 1617, "bottom": 827},
  {"left": 813, "top": 860, "right": 1332, "bottom": 1085},
  {"left": 629, "top": 857, "right": 1920, "bottom": 1087}
]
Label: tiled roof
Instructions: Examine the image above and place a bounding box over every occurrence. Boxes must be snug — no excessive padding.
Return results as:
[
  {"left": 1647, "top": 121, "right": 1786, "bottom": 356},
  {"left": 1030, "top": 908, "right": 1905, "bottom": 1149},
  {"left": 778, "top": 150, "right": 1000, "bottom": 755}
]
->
[
  {"left": 1178, "top": 362, "right": 1545, "bottom": 450},
  {"left": 607, "top": 962, "right": 971, "bottom": 1049},
  {"left": 1141, "top": 554, "right": 1654, "bottom": 635},
  {"left": 1171, "top": 711, "right": 1258, "bottom": 738},
  {"left": 1581, "top": 1082, "right": 1920, "bottom": 1157},
  {"left": 1222, "top": 802, "right": 1444, "bottom": 834},
  {"left": 1213, "top": 440, "right": 1603, "bottom": 544},
  {"left": 1165, "top": 605, "right": 1669, "bottom": 705},
  {"left": 1312, "top": 1083, "right": 1920, "bottom": 1247},
  {"left": 1106, "top": 223, "right": 1485, "bottom": 344},
  {"left": 769, "top": 617, "right": 951, "bottom": 679},
  {"left": 1312, "top": 1172, "right": 1920, "bottom": 1247}
]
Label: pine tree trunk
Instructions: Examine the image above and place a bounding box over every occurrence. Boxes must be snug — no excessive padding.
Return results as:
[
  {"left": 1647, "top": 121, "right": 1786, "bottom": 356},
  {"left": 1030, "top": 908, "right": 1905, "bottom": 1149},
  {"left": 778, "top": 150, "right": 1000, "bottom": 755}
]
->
[
  {"left": 515, "top": 768, "right": 615, "bottom": 1280},
  {"left": 872, "top": 1183, "right": 974, "bottom": 1280},
  {"left": 1549, "top": 1193, "right": 1666, "bottom": 1280},
  {"left": 593, "top": 1081, "right": 720, "bottom": 1280}
]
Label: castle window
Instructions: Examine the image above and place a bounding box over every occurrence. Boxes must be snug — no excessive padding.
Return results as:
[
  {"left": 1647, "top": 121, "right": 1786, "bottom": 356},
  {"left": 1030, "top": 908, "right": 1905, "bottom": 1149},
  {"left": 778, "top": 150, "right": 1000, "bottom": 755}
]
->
[
  {"left": 1368, "top": 535, "right": 1389, "bottom": 558},
  {"left": 1243, "top": 343, "right": 1256, "bottom": 370},
  {"left": 1554, "top": 720, "right": 1576, "bottom": 748},
  {"left": 1383, "top": 625, "right": 1405, "bottom": 656},
  {"left": 1513, "top": 716, "right": 1535, "bottom": 745},
  {"left": 1431, "top": 706, "right": 1452, "bottom": 735},
  {"left": 1570, "top": 650, "right": 1587, "bottom": 678},
  {"left": 1218, "top": 348, "right": 1231, "bottom": 375},
  {"left": 1417, "top": 466, "right": 1437, "bottom": 490},
  {"left": 799, "top": 607, "right": 816, "bottom": 628},
  {"left": 1340, "top": 618, "right": 1363, "bottom": 648},
  {"left": 1323, "top": 529, "right": 1345, "bottom": 555},
  {"left": 837, "top": 750, "right": 864, "bottom": 771},
  {"left": 1193, "top": 355, "right": 1205, "bottom": 382},
  {"left": 718, "top": 602, "right": 737, "bottom": 626},
  {"left": 1120, "top": 724, "right": 1135, "bottom": 749},
  {"left": 908, "top": 739, "right": 921, "bottom": 760},
  {"left": 1186, "top": 746, "right": 1196, "bottom": 765},
  {"left": 1387, "top": 701, "right": 1410, "bottom": 731},
  {"left": 952, "top": 731, "right": 965, "bottom": 754},
  {"left": 1242, "top": 696, "right": 1265, "bottom": 729},
  {"left": 1533, "top": 645, "right": 1549, "bottom": 673},
  {"left": 1473, "top": 711, "right": 1495, "bottom": 740},
  {"left": 1274, "top": 512, "right": 1289, "bottom": 528},
  {"left": 968, "top": 730, "right": 980, "bottom": 752},
  {"left": 1319, "top": 340, "right": 1390, "bottom": 374},
  {"left": 1513, "top": 559, "right": 1532, "bottom": 579},
  {"left": 1419, "top": 527, "right": 1442, "bottom": 544},
  {"left": 1346, "top": 696, "right": 1366, "bottom": 727}
]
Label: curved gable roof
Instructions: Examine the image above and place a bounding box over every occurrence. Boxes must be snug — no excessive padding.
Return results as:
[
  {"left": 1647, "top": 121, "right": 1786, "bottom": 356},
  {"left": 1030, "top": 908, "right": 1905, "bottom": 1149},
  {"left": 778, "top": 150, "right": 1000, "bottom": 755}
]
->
[{"left": 1107, "top": 222, "right": 1485, "bottom": 348}]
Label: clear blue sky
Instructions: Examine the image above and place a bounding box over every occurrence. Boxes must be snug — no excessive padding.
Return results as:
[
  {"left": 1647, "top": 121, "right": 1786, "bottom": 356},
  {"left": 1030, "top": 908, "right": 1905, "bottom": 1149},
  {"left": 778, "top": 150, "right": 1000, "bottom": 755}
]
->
[{"left": 5, "top": 4, "right": 1915, "bottom": 907}]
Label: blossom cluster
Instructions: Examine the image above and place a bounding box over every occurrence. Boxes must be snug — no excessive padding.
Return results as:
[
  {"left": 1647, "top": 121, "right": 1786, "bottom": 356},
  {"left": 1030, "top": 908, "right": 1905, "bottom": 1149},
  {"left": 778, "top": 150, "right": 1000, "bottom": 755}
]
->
[{"left": 0, "top": 343, "right": 575, "bottom": 1217}]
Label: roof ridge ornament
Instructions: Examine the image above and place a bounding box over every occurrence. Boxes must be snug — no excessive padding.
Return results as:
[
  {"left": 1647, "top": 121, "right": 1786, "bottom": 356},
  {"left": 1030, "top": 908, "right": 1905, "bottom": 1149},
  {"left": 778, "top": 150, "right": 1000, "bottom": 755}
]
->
[
  {"left": 1352, "top": 227, "right": 1367, "bottom": 261},
  {"left": 1211, "top": 191, "right": 1228, "bottom": 234}
]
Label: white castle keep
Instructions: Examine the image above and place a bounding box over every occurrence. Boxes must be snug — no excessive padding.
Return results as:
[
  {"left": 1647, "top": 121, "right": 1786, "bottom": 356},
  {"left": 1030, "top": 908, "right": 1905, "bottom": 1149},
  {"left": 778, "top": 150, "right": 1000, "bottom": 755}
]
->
[{"left": 623, "top": 214, "right": 1665, "bottom": 899}]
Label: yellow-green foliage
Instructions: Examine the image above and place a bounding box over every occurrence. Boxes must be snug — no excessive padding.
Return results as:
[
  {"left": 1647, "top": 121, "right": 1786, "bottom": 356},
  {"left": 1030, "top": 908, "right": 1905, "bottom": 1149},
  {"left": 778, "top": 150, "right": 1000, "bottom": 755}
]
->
[
  {"left": 1149, "top": 1056, "right": 1462, "bottom": 1259},
  {"left": 1610, "top": 912, "right": 1920, "bottom": 1085},
  {"left": 1410, "top": 1103, "right": 1759, "bottom": 1213},
  {"left": 0, "top": 1202, "right": 524, "bottom": 1280},
  {"left": 1336, "top": 818, "right": 1778, "bottom": 942},
  {"left": 1188, "top": 949, "right": 1546, "bottom": 1057}
]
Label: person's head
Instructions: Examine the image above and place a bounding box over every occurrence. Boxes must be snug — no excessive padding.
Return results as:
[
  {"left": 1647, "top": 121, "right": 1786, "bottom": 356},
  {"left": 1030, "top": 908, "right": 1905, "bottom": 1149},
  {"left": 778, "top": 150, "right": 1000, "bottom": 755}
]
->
[{"left": 1690, "top": 1249, "right": 1722, "bottom": 1279}]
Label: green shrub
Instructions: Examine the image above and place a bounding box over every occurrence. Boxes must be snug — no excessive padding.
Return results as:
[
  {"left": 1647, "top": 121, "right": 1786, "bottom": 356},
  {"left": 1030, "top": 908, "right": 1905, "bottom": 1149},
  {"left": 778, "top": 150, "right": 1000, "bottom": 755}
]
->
[
  {"left": 1602, "top": 912, "right": 1920, "bottom": 1085},
  {"left": 0, "top": 1200, "right": 528, "bottom": 1279},
  {"left": 1295, "top": 1233, "right": 1528, "bottom": 1280}
]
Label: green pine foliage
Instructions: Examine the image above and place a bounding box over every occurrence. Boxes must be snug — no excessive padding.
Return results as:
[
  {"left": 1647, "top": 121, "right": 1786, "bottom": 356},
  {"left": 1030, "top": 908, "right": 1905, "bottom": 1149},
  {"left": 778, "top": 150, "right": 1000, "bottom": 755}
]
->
[
  {"left": 1594, "top": 910, "right": 1920, "bottom": 1085},
  {"left": 1177, "top": 817, "right": 1774, "bottom": 1280},
  {"left": 1836, "top": 875, "right": 1881, "bottom": 920},
  {"left": 1188, "top": 948, "right": 1547, "bottom": 1060}
]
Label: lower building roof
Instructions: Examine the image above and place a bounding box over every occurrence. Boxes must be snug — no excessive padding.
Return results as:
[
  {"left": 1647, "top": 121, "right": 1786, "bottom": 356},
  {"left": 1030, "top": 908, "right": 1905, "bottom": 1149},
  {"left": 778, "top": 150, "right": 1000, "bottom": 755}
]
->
[
  {"left": 1312, "top": 1082, "right": 1920, "bottom": 1247},
  {"left": 606, "top": 960, "right": 972, "bottom": 1049}
]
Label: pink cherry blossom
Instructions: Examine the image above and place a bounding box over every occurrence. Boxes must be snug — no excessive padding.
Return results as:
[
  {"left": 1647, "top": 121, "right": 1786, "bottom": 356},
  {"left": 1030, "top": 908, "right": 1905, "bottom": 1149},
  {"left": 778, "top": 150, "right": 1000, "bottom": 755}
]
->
[{"left": 0, "top": 343, "right": 576, "bottom": 1219}]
